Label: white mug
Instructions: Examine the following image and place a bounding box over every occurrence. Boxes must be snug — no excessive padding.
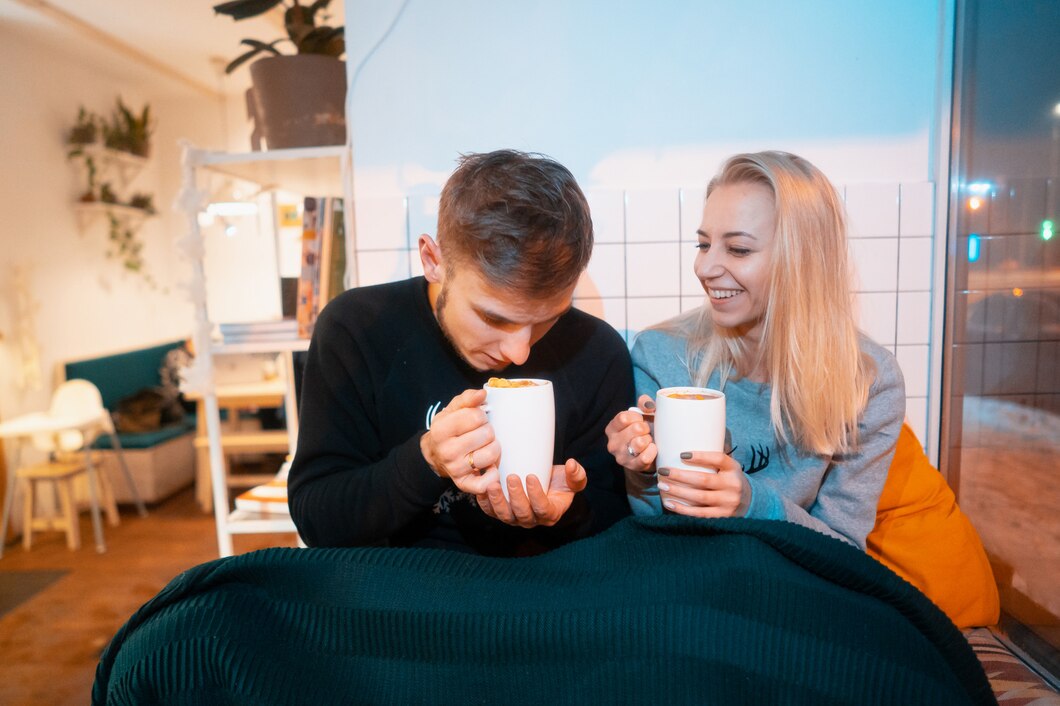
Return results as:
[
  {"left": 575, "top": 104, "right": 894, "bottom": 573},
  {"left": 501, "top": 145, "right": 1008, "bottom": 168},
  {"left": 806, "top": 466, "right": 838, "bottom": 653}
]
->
[
  {"left": 634, "top": 386, "right": 726, "bottom": 474},
  {"left": 483, "top": 379, "right": 555, "bottom": 500}
]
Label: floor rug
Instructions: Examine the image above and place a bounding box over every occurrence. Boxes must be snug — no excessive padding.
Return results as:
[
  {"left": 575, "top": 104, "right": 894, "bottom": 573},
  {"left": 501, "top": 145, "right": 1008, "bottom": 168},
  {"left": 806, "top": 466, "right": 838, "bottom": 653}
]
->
[{"left": 0, "top": 569, "right": 68, "bottom": 617}]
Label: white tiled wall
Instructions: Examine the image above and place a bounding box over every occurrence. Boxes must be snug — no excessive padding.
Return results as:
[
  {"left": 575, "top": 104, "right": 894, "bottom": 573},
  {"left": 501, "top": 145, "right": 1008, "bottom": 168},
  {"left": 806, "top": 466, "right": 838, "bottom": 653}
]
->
[{"left": 352, "top": 181, "right": 938, "bottom": 443}]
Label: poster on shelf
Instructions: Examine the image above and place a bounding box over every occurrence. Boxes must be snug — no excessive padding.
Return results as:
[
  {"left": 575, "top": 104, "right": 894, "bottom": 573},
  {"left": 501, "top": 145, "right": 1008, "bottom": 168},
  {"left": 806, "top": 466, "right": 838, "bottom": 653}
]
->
[
  {"left": 296, "top": 197, "right": 346, "bottom": 338},
  {"left": 319, "top": 199, "right": 346, "bottom": 305},
  {"left": 296, "top": 197, "right": 324, "bottom": 338}
]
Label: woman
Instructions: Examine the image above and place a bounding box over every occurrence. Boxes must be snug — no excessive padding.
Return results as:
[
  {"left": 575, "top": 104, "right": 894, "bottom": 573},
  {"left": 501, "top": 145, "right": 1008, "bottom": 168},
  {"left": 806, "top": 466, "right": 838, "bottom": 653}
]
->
[{"left": 606, "top": 151, "right": 905, "bottom": 549}]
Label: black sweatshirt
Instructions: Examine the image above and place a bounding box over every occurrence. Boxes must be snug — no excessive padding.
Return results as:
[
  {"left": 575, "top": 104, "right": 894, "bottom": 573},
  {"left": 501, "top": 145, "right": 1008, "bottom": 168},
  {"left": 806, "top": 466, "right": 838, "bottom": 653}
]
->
[{"left": 288, "top": 277, "right": 634, "bottom": 556}]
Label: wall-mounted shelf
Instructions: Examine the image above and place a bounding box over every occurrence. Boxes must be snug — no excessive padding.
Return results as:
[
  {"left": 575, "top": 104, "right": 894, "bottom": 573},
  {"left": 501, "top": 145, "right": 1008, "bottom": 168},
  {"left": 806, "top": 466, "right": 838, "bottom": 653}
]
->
[
  {"left": 74, "top": 202, "right": 153, "bottom": 233},
  {"left": 210, "top": 338, "right": 311, "bottom": 355},
  {"left": 192, "top": 145, "right": 346, "bottom": 197},
  {"left": 70, "top": 144, "right": 148, "bottom": 189}
]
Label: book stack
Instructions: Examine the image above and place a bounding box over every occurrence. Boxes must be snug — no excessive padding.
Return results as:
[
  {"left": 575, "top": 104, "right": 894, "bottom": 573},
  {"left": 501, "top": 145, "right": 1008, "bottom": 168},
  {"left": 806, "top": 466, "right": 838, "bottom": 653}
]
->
[
  {"left": 296, "top": 196, "right": 346, "bottom": 339},
  {"left": 234, "top": 460, "right": 291, "bottom": 515},
  {"left": 234, "top": 478, "right": 290, "bottom": 515},
  {"left": 218, "top": 319, "right": 299, "bottom": 344}
]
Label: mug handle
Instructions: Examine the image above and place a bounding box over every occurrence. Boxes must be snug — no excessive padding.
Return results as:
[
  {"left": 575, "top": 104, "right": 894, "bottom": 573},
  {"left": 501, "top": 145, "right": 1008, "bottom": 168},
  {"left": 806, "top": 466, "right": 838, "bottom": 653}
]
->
[{"left": 626, "top": 405, "right": 654, "bottom": 421}]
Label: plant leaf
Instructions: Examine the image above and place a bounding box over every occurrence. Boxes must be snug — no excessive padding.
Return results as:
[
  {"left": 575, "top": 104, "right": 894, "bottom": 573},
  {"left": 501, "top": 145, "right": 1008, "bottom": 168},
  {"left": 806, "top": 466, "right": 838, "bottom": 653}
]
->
[
  {"left": 226, "top": 50, "right": 263, "bottom": 74},
  {"left": 213, "top": 0, "right": 284, "bottom": 20},
  {"left": 241, "top": 38, "right": 284, "bottom": 51},
  {"left": 226, "top": 39, "right": 283, "bottom": 72},
  {"left": 285, "top": 5, "right": 315, "bottom": 43},
  {"left": 298, "top": 26, "right": 344, "bottom": 55}
]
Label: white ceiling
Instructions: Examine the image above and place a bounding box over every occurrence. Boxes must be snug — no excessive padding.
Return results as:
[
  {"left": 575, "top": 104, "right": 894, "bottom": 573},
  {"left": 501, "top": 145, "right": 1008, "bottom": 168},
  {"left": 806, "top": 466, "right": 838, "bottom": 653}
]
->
[{"left": 0, "top": 0, "right": 346, "bottom": 97}]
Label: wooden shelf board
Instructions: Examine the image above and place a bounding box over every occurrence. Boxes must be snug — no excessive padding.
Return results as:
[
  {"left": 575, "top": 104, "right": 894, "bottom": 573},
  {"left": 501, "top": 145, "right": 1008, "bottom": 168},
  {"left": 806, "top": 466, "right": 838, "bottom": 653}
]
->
[
  {"left": 210, "top": 338, "right": 311, "bottom": 355},
  {"left": 73, "top": 202, "right": 154, "bottom": 233},
  {"left": 225, "top": 510, "right": 298, "bottom": 533},
  {"left": 194, "top": 145, "right": 345, "bottom": 197},
  {"left": 194, "top": 431, "right": 289, "bottom": 451}
]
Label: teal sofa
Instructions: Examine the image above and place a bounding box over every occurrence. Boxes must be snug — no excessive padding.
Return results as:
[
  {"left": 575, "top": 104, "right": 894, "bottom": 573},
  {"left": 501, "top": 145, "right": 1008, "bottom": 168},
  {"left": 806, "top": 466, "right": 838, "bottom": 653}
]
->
[{"left": 63, "top": 340, "right": 196, "bottom": 503}]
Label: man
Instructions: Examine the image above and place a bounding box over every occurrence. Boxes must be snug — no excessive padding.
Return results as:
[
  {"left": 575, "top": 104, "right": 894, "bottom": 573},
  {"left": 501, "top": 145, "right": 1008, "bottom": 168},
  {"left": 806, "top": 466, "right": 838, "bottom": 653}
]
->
[{"left": 288, "top": 149, "right": 633, "bottom": 556}]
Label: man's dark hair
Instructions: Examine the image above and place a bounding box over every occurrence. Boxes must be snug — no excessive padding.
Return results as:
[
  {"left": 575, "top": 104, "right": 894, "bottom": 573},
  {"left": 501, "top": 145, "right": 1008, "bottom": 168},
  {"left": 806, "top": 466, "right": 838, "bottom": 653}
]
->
[{"left": 437, "top": 149, "right": 593, "bottom": 296}]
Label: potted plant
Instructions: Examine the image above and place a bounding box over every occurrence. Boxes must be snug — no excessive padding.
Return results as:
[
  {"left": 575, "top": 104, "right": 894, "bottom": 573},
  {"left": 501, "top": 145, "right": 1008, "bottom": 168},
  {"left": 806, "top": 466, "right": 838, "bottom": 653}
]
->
[
  {"left": 214, "top": 0, "right": 346, "bottom": 150},
  {"left": 103, "top": 98, "right": 154, "bottom": 158},
  {"left": 99, "top": 183, "right": 119, "bottom": 204},
  {"left": 129, "top": 193, "right": 157, "bottom": 215},
  {"left": 65, "top": 104, "right": 160, "bottom": 288},
  {"left": 68, "top": 107, "right": 100, "bottom": 147}
]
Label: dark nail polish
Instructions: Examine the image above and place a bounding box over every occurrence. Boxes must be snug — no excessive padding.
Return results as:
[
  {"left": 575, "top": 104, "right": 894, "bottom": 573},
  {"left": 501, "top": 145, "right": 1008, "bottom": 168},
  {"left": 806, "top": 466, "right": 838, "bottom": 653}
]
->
[
  {"left": 680, "top": 452, "right": 693, "bottom": 460},
  {"left": 644, "top": 400, "right": 656, "bottom": 410},
  {"left": 657, "top": 467, "right": 670, "bottom": 476}
]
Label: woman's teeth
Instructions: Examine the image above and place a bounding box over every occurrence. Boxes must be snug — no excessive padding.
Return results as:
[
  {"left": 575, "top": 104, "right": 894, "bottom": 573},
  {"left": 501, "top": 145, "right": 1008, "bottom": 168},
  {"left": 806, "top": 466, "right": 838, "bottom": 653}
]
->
[{"left": 709, "top": 288, "right": 742, "bottom": 299}]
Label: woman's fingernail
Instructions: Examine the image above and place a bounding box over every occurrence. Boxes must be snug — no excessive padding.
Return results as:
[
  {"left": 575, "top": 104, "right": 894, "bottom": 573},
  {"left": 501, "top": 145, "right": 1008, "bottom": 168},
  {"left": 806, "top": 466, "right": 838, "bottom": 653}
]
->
[
  {"left": 644, "top": 400, "right": 656, "bottom": 410},
  {"left": 657, "top": 482, "right": 670, "bottom": 491},
  {"left": 680, "top": 452, "right": 693, "bottom": 460},
  {"left": 657, "top": 467, "right": 670, "bottom": 476},
  {"left": 663, "top": 500, "right": 675, "bottom": 510}
]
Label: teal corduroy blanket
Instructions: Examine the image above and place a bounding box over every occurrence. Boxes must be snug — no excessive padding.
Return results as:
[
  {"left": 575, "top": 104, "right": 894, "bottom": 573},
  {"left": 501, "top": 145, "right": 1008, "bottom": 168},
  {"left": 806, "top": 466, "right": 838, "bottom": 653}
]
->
[{"left": 93, "top": 517, "right": 996, "bottom": 705}]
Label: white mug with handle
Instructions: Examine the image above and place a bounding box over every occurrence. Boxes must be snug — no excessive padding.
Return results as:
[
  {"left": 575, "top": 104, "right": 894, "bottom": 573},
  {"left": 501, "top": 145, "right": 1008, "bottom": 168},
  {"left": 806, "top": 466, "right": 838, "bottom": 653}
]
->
[
  {"left": 483, "top": 378, "right": 555, "bottom": 500},
  {"left": 629, "top": 387, "right": 725, "bottom": 508}
]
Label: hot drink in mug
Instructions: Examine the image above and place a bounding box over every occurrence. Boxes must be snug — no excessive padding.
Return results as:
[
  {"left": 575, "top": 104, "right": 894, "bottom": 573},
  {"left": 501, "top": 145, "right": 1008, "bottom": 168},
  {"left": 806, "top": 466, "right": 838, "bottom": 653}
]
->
[
  {"left": 483, "top": 378, "right": 554, "bottom": 500},
  {"left": 652, "top": 387, "right": 725, "bottom": 473}
]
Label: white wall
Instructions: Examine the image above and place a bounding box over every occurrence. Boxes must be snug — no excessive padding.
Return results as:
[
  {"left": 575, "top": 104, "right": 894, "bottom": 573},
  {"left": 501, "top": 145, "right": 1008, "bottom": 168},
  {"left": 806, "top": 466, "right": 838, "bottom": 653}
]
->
[
  {"left": 344, "top": 1, "right": 943, "bottom": 189},
  {"left": 0, "top": 22, "right": 228, "bottom": 470},
  {"left": 342, "top": 1, "right": 951, "bottom": 447}
]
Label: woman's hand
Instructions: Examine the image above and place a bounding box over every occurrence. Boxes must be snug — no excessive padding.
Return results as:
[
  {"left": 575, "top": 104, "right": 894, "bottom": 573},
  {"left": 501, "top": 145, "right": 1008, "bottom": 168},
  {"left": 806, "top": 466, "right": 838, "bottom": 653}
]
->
[
  {"left": 658, "top": 451, "right": 750, "bottom": 518},
  {"left": 604, "top": 394, "right": 658, "bottom": 473}
]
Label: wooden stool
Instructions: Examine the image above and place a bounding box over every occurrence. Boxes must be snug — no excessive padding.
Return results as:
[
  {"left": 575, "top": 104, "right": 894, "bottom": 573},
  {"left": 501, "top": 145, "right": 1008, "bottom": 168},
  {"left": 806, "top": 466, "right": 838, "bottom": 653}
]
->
[{"left": 17, "top": 455, "right": 119, "bottom": 551}]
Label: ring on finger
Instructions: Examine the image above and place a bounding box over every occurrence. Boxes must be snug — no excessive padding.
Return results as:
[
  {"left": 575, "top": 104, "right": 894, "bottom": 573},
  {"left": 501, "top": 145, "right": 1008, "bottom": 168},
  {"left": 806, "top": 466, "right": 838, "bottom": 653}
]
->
[
  {"left": 626, "top": 442, "right": 639, "bottom": 458},
  {"left": 466, "top": 451, "right": 478, "bottom": 473}
]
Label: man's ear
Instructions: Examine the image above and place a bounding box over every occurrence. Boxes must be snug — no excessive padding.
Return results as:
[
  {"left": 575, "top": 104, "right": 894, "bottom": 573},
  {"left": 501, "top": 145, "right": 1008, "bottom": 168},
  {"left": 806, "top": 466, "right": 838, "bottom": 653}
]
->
[{"left": 419, "top": 234, "right": 445, "bottom": 284}]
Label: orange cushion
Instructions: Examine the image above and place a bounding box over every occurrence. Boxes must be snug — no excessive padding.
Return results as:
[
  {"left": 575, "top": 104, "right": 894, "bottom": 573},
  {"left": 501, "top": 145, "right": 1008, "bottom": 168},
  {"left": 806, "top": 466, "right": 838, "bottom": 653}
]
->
[{"left": 866, "top": 423, "right": 1000, "bottom": 629}]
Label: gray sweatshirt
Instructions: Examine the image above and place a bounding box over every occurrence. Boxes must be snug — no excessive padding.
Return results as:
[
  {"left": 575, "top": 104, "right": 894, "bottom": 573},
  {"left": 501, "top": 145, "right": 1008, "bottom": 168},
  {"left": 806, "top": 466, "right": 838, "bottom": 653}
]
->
[{"left": 626, "top": 328, "right": 905, "bottom": 549}]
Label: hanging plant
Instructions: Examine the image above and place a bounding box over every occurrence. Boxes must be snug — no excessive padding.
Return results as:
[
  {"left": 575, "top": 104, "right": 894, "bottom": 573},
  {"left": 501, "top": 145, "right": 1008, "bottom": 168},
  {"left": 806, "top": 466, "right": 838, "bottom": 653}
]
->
[{"left": 106, "top": 213, "right": 143, "bottom": 271}]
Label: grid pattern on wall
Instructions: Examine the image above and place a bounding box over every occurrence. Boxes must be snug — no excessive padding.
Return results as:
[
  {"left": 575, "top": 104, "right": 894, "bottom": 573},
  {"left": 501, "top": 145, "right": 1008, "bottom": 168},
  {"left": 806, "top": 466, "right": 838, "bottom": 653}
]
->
[{"left": 351, "top": 182, "right": 936, "bottom": 444}]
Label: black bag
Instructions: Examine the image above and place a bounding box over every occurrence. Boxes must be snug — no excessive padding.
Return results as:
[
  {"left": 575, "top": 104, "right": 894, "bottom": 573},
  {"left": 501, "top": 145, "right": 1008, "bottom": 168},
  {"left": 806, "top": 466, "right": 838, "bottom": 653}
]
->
[{"left": 114, "top": 387, "right": 184, "bottom": 433}]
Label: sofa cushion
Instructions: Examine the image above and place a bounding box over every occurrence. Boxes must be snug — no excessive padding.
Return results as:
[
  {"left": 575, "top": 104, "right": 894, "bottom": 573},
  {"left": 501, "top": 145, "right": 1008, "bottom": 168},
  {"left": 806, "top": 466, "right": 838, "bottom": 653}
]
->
[
  {"left": 92, "top": 419, "right": 194, "bottom": 450},
  {"left": 64, "top": 340, "right": 186, "bottom": 412},
  {"left": 866, "top": 422, "right": 1000, "bottom": 629}
]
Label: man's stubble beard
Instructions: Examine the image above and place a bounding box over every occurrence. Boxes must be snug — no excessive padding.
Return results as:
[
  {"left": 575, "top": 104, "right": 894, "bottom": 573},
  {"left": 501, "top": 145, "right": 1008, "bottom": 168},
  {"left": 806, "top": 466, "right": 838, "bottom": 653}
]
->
[{"left": 433, "top": 282, "right": 463, "bottom": 365}]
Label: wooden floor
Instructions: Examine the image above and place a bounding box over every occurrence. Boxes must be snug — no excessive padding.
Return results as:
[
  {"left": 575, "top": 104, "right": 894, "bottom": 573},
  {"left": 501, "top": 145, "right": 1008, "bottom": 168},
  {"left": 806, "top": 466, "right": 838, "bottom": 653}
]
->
[{"left": 0, "top": 486, "right": 298, "bottom": 706}]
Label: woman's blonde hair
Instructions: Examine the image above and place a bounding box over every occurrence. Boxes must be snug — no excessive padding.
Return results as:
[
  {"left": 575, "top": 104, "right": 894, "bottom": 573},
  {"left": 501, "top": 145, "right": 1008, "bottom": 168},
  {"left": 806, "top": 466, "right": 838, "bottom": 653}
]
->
[{"left": 658, "top": 151, "right": 874, "bottom": 455}]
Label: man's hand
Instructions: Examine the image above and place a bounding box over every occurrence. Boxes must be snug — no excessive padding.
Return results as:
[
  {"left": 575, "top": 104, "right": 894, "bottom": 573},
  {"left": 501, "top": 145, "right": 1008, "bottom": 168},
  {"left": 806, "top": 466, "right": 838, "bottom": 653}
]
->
[
  {"left": 658, "top": 451, "right": 750, "bottom": 518},
  {"left": 419, "top": 388, "right": 499, "bottom": 495},
  {"left": 475, "top": 458, "right": 587, "bottom": 528}
]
